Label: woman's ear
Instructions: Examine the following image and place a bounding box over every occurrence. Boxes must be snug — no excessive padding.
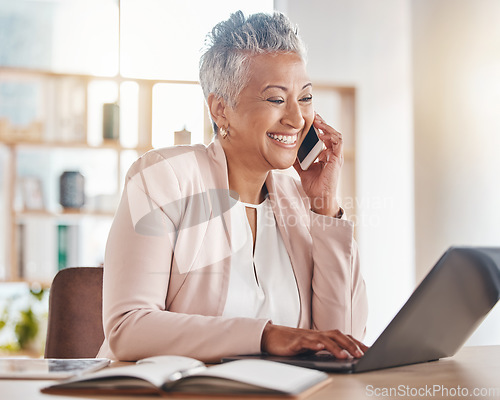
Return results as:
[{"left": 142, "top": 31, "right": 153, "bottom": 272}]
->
[{"left": 207, "top": 93, "right": 229, "bottom": 131}]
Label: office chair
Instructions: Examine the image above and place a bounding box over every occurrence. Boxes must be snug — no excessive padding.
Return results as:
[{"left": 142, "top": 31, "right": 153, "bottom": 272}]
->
[{"left": 45, "top": 267, "right": 104, "bottom": 358}]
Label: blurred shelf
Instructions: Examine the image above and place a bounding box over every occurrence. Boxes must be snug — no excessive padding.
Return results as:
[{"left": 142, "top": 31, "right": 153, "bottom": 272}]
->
[
  {"left": 1, "top": 139, "right": 151, "bottom": 153},
  {"left": 0, "top": 278, "right": 53, "bottom": 288},
  {"left": 0, "top": 66, "right": 200, "bottom": 86},
  {"left": 15, "top": 209, "right": 116, "bottom": 220}
]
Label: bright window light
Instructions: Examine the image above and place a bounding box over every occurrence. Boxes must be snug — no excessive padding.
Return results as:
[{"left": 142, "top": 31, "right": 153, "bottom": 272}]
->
[
  {"left": 51, "top": 0, "right": 118, "bottom": 75},
  {"left": 152, "top": 83, "right": 205, "bottom": 148},
  {"left": 120, "top": 0, "right": 274, "bottom": 80},
  {"left": 119, "top": 81, "right": 139, "bottom": 148}
]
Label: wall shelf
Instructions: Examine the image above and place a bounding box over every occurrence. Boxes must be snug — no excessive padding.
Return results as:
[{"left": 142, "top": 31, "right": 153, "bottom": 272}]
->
[
  {"left": 15, "top": 210, "right": 116, "bottom": 219},
  {"left": 2, "top": 139, "right": 152, "bottom": 153},
  {"left": 0, "top": 67, "right": 159, "bottom": 282}
]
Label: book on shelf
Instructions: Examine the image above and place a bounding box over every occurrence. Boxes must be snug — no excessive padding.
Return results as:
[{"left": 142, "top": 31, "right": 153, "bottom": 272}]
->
[
  {"left": 18, "top": 218, "right": 57, "bottom": 281},
  {"left": 41, "top": 355, "right": 331, "bottom": 398},
  {"left": 45, "top": 77, "right": 86, "bottom": 143},
  {"left": 57, "top": 224, "right": 79, "bottom": 270}
]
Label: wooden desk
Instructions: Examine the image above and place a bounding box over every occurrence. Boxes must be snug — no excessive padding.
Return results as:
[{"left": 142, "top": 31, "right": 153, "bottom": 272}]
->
[{"left": 1, "top": 346, "right": 499, "bottom": 400}]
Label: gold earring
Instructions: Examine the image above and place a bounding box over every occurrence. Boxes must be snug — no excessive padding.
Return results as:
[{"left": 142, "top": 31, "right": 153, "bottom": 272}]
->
[{"left": 220, "top": 126, "right": 229, "bottom": 139}]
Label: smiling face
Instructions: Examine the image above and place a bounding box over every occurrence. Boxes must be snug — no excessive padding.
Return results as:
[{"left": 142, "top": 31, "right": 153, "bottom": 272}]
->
[{"left": 219, "top": 52, "right": 314, "bottom": 172}]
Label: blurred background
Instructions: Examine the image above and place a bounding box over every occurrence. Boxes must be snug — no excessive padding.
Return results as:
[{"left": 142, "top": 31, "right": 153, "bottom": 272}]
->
[{"left": 0, "top": 0, "right": 499, "bottom": 355}]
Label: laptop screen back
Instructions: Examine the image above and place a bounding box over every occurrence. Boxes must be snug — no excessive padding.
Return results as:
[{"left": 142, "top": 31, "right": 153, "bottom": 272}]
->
[{"left": 355, "top": 247, "right": 500, "bottom": 372}]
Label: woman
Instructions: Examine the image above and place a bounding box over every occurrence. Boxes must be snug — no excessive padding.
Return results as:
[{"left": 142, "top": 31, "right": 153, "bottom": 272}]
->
[{"left": 97, "top": 11, "right": 368, "bottom": 362}]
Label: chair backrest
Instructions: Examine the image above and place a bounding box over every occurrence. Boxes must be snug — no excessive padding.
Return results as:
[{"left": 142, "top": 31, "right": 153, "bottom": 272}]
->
[{"left": 45, "top": 267, "right": 104, "bottom": 358}]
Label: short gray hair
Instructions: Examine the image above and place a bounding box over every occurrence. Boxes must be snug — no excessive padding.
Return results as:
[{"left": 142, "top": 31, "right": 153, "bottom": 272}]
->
[{"left": 199, "top": 11, "right": 306, "bottom": 113}]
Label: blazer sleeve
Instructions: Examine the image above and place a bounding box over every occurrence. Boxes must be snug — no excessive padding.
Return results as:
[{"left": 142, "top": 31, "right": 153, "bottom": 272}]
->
[
  {"left": 309, "top": 211, "right": 368, "bottom": 339},
  {"left": 102, "top": 158, "right": 268, "bottom": 362}
]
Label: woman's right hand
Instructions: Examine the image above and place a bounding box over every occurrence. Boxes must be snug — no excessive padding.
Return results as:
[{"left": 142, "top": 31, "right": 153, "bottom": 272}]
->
[{"left": 260, "top": 322, "right": 368, "bottom": 359}]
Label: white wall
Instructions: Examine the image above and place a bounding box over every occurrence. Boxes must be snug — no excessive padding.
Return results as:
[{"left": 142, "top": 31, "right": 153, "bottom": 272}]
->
[
  {"left": 277, "top": 0, "right": 415, "bottom": 344},
  {"left": 413, "top": 0, "right": 500, "bottom": 344}
]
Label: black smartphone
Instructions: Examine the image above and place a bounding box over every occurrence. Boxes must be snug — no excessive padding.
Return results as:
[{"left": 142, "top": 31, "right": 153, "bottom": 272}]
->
[{"left": 297, "top": 124, "right": 324, "bottom": 170}]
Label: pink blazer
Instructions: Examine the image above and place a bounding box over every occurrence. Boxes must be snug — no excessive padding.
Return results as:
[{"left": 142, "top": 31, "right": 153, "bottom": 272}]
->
[{"left": 97, "top": 138, "right": 368, "bottom": 362}]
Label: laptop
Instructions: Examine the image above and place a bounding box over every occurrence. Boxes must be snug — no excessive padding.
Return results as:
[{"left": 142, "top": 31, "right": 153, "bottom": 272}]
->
[{"left": 223, "top": 247, "right": 500, "bottom": 373}]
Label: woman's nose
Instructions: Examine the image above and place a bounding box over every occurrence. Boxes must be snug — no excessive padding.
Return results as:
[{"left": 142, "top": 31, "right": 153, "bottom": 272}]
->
[{"left": 281, "top": 100, "right": 305, "bottom": 129}]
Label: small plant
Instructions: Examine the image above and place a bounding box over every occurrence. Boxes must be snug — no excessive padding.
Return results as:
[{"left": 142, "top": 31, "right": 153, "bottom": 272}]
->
[{"left": 0, "top": 284, "right": 48, "bottom": 355}]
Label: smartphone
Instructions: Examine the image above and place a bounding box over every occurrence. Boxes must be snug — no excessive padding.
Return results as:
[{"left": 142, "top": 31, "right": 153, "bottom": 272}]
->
[{"left": 297, "top": 124, "right": 324, "bottom": 170}]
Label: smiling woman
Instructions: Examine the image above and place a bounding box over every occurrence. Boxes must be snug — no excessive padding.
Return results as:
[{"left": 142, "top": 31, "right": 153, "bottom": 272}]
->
[
  {"left": 98, "top": 11, "right": 368, "bottom": 363},
  {"left": 212, "top": 52, "right": 313, "bottom": 174}
]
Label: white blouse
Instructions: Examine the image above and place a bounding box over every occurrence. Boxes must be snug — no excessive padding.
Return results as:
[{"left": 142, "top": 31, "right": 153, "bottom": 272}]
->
[{"left": 222, "top": 197, "right": 300, "bottom": 327}]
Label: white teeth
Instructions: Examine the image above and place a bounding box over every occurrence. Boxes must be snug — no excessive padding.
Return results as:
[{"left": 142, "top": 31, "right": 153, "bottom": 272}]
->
[{"left": 267, "top": 133, "right": 297, "bottom": 144}]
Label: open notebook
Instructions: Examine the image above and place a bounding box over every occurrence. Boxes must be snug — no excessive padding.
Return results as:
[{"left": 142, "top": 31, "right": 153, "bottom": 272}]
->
[{"left": 41, "top": 355, "right": 331, "bottom": 398}]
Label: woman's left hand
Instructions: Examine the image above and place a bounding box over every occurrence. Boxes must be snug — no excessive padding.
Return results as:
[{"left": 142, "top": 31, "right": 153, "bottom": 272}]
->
[{"left": 293, "top": 113, "right": 344, "bottom": 217}]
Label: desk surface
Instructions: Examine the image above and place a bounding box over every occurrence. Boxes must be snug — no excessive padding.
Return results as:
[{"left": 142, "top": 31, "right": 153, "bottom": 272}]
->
[{"left": 1, "top": 346, "right": 499, "bottom": 400}]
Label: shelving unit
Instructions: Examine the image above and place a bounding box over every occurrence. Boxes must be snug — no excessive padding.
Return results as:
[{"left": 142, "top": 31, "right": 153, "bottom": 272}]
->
[
  {"left": 0, "top": 66, "right": 356, "bottom": 285},
  {"left": 0, "top": 66, "right": 210, "bottom": 284}
]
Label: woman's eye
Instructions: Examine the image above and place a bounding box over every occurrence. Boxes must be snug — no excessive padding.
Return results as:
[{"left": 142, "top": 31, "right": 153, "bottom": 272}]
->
[
  {"left": 267, "top": 98, "right": 284, "bottom": 104},
  {"left": 300, "top": 95, "right": 313, "bottom": 103}
]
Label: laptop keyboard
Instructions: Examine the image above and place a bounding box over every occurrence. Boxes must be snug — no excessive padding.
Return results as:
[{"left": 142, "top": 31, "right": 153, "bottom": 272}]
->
[
  {"left": 295, "top": 351, "right": 358, "bottom": 362},
  {"left": 47, "top": 359, "right": 104, "bottom": 372}
]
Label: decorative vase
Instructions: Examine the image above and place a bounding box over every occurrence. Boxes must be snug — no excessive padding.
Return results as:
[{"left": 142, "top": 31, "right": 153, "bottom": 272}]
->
[{"left": 59, "top": 171, "right": 85, "bottom": 209}]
